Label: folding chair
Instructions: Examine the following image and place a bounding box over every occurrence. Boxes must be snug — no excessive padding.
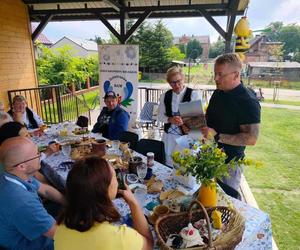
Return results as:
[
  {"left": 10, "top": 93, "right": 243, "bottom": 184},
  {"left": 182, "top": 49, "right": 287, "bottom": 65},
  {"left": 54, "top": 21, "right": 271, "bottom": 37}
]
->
[
  {"left": 137, "top": 102, "right": 158, "bottom": 132},
  {"left": 135, "top": 139, "right": 166, "bottom": 165},
  {"left": 119, "top": 131, "right": 139, "bottom": 150}
]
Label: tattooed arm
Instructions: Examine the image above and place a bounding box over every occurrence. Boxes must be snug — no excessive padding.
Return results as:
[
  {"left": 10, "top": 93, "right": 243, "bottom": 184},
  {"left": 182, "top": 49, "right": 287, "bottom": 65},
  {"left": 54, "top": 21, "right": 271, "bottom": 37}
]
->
[
  {"left": 38, "top": 183, "right": 66, "bottom": 205},
  {"left": 219, "top": 123, "right": 260, "bottom": 146}
]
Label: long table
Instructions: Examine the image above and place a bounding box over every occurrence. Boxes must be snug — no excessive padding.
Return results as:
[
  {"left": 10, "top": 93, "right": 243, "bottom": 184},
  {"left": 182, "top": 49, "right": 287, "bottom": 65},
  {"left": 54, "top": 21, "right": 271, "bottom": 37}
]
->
[{"left": 32, "top": 132, "right": 273, "bottom": 249}]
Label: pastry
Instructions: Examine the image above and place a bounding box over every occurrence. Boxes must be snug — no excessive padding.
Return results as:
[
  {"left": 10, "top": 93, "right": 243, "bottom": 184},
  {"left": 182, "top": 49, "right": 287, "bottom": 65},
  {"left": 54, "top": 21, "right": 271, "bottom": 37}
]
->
[
  {"left": 180, "top": 223, "right": 204, "bottom": 248},
  {"left": 159, "top": 189, "right": 185, "bottom": 201},
  {"left": 146, "top": 176, "right": 163, "bottom": 193}
]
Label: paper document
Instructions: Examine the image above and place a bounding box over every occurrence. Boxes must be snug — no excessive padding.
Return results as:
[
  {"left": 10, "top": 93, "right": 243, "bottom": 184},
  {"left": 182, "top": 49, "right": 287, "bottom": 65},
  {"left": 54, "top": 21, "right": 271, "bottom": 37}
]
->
[{"left": 179, "top": 100, "right": 206, "bottom": 129}]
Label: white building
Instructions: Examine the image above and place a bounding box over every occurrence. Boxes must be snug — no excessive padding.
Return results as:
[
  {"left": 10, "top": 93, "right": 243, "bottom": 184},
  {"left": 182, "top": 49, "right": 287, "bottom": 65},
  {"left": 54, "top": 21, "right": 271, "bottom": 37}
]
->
[{"left": 51, "top": 36, "right": 98, "bottom": 57}]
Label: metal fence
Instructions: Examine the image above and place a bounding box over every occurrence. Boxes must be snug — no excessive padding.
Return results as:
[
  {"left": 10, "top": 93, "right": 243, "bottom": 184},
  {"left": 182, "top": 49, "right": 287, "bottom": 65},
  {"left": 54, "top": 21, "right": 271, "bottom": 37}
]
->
[
  {"left": 8, "top": 84, "right": 91, "bottom": 124},
  {"left": 138, "top": 87, "right": 215, "bottom": 111}
]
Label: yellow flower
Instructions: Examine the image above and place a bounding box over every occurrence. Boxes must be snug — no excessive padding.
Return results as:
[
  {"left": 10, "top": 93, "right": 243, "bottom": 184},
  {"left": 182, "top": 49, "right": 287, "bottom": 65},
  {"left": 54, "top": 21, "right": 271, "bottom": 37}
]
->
[
  {"left": 176, "top": 170, "right": 181, "bottom": 176},
  {"left": 182, "top": 148, "right": 191, "bottom": 155}
]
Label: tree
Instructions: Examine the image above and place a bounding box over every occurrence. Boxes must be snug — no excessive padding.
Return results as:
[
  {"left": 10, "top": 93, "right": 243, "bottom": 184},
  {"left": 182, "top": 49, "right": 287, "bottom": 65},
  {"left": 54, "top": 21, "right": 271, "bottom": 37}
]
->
[
  {"left": 36, "top": 45, "right": 99, "bottom": 88},
  {"left": 90, "top": 36, "right": 104, "bottom": 45},
  {"left": 186, "top": 39, "right": 203, "bottom": 61},
  {"left": 268, "top": 44, "right": 284, "bottom": 62},
  {"left": 178, "top": 44, "right": 186, "bottom": 54},
  {"left": 278, "top": 24, "right": 300, "bottom": 57},
  {"left": 262, "top": 22, "right": 300, "bottom": 59},
  {"left": 209, "top": 36, "right": 225, "bottom": 58},
  {"left": 262, "top": 22, "right": 284, "bottom": 41},
  {"left": 167, "top": 46, "right": 185, "bottom": 61}
]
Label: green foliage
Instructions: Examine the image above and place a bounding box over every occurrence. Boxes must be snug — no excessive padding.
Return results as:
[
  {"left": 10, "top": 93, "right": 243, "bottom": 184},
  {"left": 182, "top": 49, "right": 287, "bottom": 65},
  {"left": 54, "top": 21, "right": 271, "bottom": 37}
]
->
[
  {"left": 209, "top": 36, "right": 225, "bottom": 58},
  {"left": 186, "top": 39, "right": 203, "bottom": 60},
  {"left": 178, "top": 44, "right": 186, "bottom": 54},
  {"left": 262, "top": 22, "right": 300, "bottom": 59},
  {"left": 292, "top": 50, "right": 300, "bottom": 63},
  {"left": 36, "top": 45, "right": 99, "bottom": 88},
  {"left": 167, "top": 46, "right": 185, "bottom": 61},
  {"left": 108, "top": 20, "right": 174, "bottom": 71}
]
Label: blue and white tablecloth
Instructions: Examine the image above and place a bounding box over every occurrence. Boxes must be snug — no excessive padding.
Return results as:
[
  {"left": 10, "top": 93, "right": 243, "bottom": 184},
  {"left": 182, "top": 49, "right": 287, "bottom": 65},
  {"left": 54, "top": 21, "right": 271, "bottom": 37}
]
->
[{"left": 32, "top": 132, "right": 273, "bottom": 250}]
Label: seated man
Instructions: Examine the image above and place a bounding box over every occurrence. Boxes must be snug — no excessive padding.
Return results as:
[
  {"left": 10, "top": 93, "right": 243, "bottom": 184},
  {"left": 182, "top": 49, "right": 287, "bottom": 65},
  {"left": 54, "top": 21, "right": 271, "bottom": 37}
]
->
[
  {"left": 8, "top": 95, "right": 44, "bottom": 129},
  {"left": 92, "top": 91, "right": 130, "bottom": 140},
  {"left": 0, "top": 137, "right": 65, "bottom": 250}
]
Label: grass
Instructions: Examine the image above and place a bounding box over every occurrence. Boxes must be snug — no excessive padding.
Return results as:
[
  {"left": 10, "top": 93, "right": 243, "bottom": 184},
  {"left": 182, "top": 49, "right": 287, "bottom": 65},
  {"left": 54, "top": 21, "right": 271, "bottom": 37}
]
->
[
  {"left": 263, "top": 99, "right": 300, "bottom": 106},
  {"left": 244, "top": 107, "right": 300, "bottom": 249},
  {"left": 41, "top": 89, "right": 100, "bottom": 123}
]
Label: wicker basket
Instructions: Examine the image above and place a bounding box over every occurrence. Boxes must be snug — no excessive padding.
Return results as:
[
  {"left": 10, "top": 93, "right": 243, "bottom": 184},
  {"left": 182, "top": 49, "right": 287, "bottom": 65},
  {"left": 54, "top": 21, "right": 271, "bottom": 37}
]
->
[{"left": 154, "top": 200, "right": 245, "bottom": 250}]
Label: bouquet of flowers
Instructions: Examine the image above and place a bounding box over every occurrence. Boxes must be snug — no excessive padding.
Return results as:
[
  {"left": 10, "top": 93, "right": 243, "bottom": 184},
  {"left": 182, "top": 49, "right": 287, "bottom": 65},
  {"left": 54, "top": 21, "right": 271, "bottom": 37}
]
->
[{"left": 172, "top": 140, "right": 261, "bottom": 186}]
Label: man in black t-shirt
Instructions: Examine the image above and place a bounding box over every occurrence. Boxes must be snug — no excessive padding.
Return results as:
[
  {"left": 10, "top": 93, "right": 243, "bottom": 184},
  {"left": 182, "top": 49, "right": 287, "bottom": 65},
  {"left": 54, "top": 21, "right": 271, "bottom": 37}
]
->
[{"left": 201, "top": 53, "right": 261, "bottom": 192}]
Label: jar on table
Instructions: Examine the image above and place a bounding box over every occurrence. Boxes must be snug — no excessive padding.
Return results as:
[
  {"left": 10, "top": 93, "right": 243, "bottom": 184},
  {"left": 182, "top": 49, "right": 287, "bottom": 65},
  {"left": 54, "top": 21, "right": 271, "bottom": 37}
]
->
[{"left": 147, "top": 152, "right": 154, "bottom": 167}]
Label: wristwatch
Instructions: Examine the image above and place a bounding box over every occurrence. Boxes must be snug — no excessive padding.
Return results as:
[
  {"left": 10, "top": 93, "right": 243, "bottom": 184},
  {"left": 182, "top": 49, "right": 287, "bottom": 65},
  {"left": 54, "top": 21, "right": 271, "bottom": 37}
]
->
[{"left": 214, "top": 133, "right": 220, "bottom": 142}]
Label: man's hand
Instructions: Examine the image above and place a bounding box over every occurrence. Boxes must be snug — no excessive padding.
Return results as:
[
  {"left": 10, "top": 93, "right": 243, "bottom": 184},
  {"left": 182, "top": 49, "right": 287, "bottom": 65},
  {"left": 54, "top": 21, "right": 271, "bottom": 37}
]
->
[
  {"left": 200, "top": 126, "right": 217, "bottom": 139},
  {"left": 168, "top": 116, "right": 183, "bottom": 126}
]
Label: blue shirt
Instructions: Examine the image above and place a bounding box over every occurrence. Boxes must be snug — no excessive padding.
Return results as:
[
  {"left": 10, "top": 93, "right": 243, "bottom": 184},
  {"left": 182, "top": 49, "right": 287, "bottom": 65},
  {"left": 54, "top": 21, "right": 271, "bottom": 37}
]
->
[{"left": 0, "top": 172, "right": 55, "bottom": 250}]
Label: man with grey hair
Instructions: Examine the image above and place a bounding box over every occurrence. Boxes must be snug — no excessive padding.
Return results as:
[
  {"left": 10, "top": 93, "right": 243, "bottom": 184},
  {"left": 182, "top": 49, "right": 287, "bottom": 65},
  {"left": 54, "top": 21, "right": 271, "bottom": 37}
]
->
[
  {"left": 0, "top": 136, "right": 65, "bottom": 250},
  {"left": 201, "top": 53, "right": 261, "bottom": 196}
]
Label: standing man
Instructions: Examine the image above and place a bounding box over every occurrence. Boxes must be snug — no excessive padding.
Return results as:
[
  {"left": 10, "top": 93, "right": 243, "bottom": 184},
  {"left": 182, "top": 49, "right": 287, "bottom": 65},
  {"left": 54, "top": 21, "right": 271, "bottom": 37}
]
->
[
  {"left": 201, "top": 53, "right": 261, "bottom": 193},
  {"left": 158, "top": 66, "right": 201, "bottom": 166},
  {"left": 92, "top": 91, "right": 130, "bottom": 140},
  {"left": 0, "top": 136, "right": 65, "bottom": 250}
]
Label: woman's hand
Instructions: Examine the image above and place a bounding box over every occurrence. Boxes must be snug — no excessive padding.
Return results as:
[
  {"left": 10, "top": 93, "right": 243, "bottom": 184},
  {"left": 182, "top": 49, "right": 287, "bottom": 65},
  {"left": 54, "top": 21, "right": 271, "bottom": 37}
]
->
[{"left": 117, "top": 184, "right": 138, "bottom": 207}]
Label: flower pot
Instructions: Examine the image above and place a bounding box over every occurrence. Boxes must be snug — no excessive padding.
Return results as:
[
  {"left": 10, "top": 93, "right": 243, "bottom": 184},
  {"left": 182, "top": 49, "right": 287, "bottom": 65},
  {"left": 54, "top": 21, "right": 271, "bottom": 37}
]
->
[{"left": 198, "top": 181, "right": 217, "bottom": 207}]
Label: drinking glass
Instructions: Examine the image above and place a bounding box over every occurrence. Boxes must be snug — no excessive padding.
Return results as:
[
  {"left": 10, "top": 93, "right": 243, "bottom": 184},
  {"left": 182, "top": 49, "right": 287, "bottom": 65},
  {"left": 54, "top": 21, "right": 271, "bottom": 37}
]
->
[
  {"left": 112, "top": 140, "right": 120, "bottom": 151},
  {"left": 62, "top": 144, "right": 72, "bottom": 157},
  {"left": 137, "top": 163, "right": 147, "bottom": 182},
  {"left": 134, "top": 188, "right": 147, "bottom": 207}
]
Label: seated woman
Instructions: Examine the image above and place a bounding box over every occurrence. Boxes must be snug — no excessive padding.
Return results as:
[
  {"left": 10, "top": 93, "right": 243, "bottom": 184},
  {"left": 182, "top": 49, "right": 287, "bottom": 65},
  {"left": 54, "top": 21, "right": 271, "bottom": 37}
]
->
[
  {"left": 55, "top": 156, "right": 153, "bottom": 250},
  {"left": 0, "top": 121, "right": 29, "bottom": 145},
  {"left": 8, "top": 95, "right": 44, "bottom": 129}
]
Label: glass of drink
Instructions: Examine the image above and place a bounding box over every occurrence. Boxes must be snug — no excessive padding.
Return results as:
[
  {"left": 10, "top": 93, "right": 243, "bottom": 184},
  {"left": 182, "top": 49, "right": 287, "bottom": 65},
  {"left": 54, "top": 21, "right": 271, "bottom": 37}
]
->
[
  {"left": 112, "top": 140, "right": 120, "bottom": 152},
  {"left": 137, "top": 163, "right": 147, "bottom": 182},
  {"left": 62, "top": 144, "right": 72, "bottom": 157}
]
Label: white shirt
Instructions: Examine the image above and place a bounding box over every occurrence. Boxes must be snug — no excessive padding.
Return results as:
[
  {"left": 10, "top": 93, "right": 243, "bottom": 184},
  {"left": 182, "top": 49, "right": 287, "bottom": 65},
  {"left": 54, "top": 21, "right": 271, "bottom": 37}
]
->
[
  {"left": 22, "top": 108, "right": 44, "bottom": 128},
  {"left": 158, "top": 87, "right": 202, "bottom": 133}
]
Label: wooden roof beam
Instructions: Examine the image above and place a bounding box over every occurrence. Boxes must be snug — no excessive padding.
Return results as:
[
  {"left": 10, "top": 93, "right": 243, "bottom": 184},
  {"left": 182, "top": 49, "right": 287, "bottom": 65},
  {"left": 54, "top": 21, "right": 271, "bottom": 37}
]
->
[{"left": 32, "top": 13, "right": 53, "bottom": 41}]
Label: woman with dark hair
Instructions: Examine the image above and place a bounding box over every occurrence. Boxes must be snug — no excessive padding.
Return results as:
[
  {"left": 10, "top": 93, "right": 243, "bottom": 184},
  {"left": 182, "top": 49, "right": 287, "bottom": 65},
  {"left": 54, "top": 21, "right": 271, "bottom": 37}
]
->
[
  {"left": 54, "top": 156, "right": 153, "bottom": 250},
  {"left": 0, "top": 121, "right": 29, "bottom": 145}
]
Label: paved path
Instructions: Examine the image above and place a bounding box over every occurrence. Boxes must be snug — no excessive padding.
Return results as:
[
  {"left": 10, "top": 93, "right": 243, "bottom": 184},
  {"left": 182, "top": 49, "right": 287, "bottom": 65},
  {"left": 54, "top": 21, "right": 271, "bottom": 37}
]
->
[
  {"left": 261, "top": 102, "right": 300, "bottom": 110},
  {"left": 139, "top": 82, "right": 300, "bottom": 101}
]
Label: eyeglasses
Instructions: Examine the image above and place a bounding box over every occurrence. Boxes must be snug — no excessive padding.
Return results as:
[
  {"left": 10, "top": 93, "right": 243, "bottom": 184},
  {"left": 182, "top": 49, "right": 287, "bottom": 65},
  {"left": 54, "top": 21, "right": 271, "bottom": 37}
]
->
[
  {"left": 214, "top": 71, "right": 237, "bottom": 79},
  {"left": 11, "top": 153, "right": 41, "bottom": 168},
  {"left": 169, "top": 79, "right": 182, "bottom": 85}
]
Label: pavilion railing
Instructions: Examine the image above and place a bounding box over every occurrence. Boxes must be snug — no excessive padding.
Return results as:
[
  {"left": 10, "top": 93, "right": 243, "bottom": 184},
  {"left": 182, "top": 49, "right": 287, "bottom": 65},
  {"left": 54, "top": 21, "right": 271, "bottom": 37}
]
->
[{"left": 7, "top": 84, "right": 91, "bottom": 125}]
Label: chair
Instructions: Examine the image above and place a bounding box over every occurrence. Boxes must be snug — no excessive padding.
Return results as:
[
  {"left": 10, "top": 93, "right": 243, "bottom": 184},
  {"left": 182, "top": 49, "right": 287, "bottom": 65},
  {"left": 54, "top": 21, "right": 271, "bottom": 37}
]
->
[
  {"left": 137, "top": 102, "right": 158, "bottom": 131},
  {"left": 135, "top": 139, "right": 166, "bottom": 165},
  {"left": 119, "top": 131, "right": 139, "bottom": 150},
  {"left": 76, "top": 116, "right": 89, "bottom": 128}
]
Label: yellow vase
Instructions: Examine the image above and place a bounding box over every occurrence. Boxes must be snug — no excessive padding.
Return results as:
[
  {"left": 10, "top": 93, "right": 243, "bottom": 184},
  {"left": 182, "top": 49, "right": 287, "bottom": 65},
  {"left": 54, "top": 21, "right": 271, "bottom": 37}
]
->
[{"left": 198, "top": 181, "right": 217, "bottom": 207}]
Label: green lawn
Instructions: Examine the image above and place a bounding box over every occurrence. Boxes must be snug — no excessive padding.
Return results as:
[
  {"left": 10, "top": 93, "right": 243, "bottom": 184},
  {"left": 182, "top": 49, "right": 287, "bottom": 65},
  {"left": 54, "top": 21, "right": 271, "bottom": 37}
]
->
[
  {"left": 41, "top": 89, "right": 100, "bottom": 123},
  {"left": 244, "top": 107, "right": 300, "bottom": 249}
]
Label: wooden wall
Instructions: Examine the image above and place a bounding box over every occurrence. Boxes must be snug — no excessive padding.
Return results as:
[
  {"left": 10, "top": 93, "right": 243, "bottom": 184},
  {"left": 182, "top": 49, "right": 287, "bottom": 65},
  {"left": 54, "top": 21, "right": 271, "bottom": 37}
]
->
[{"left": 0, "top": 0, "right": 37, "bottom": 110}]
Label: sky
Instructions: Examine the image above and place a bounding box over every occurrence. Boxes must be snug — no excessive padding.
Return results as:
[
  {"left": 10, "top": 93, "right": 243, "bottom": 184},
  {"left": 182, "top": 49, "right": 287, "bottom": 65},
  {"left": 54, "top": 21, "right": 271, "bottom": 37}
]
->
[{"left": 41, "top": 0, "right": 300, "bottom": 44}]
